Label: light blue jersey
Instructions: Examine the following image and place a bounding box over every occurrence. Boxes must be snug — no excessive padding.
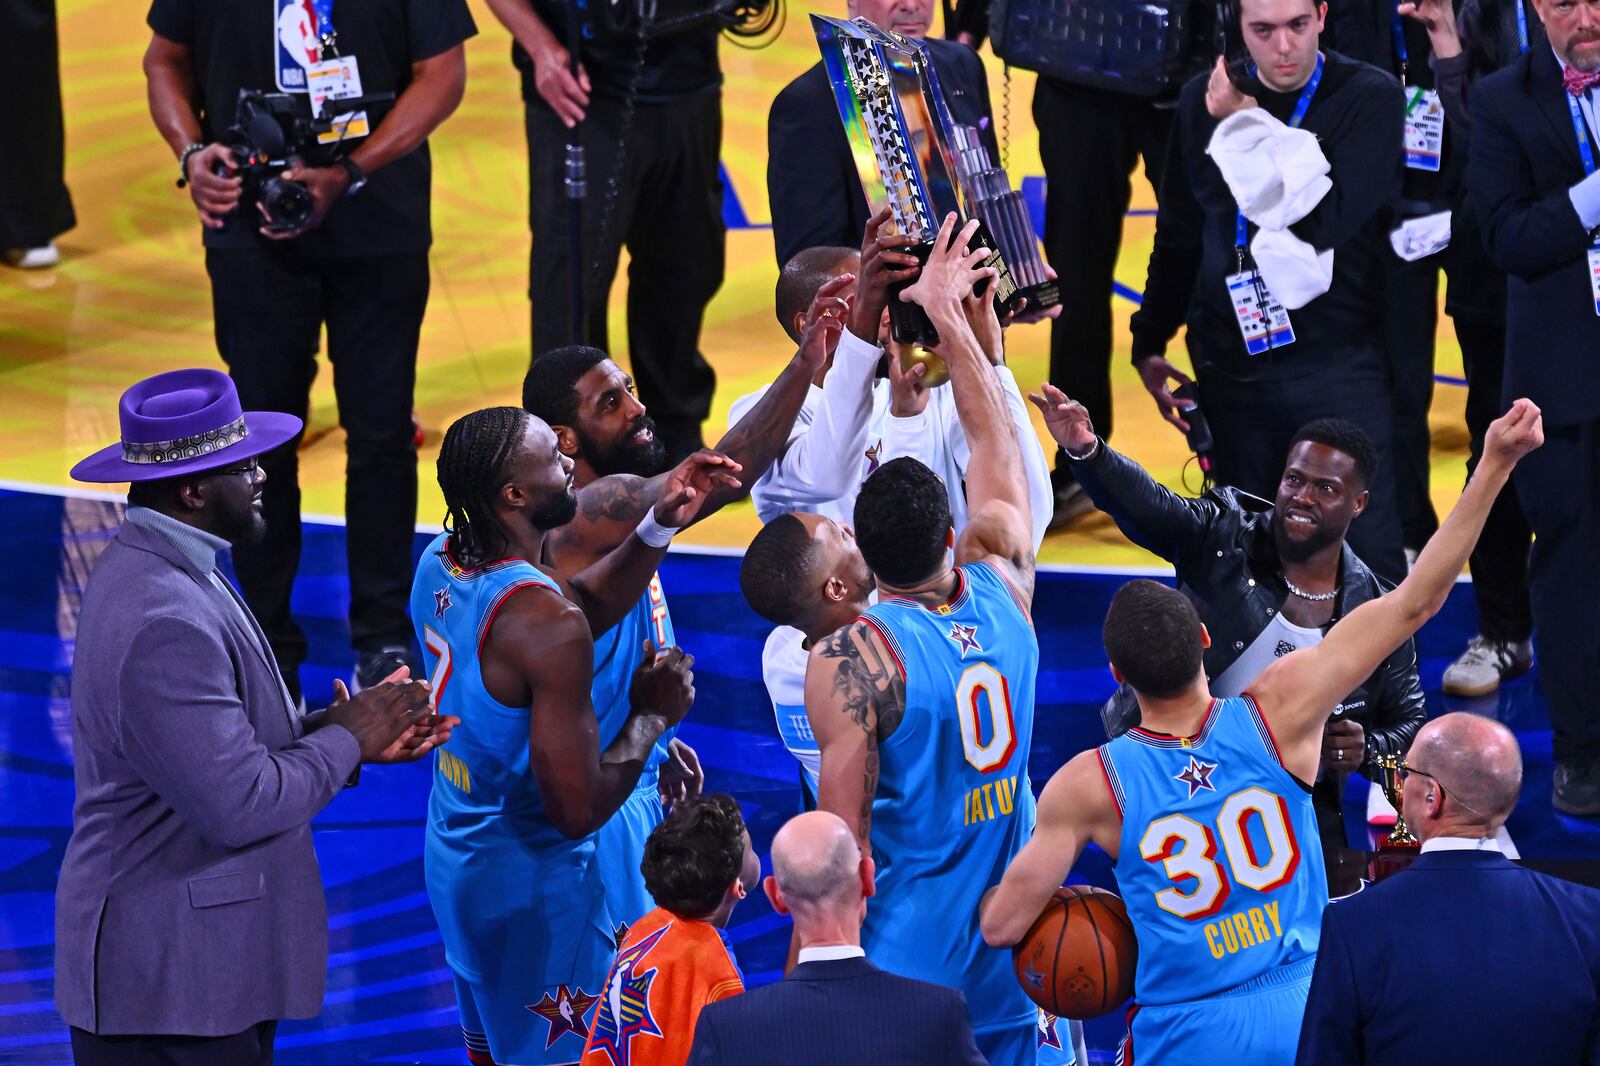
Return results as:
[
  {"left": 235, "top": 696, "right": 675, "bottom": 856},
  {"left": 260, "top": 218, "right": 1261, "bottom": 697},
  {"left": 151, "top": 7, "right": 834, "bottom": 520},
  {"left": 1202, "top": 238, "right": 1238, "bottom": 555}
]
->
[
  {"left": 1099, "top": 695, "right": 1326, "bottom": 1008},
  {"left": 412, "top": 532, "right": 612, "bottom": 1064},
  {"left": 858, "top": 561, "right": 1040, "bottom": 1052},
  {"left": 591, "top": 573, "right": 677, "bottom": 933}
]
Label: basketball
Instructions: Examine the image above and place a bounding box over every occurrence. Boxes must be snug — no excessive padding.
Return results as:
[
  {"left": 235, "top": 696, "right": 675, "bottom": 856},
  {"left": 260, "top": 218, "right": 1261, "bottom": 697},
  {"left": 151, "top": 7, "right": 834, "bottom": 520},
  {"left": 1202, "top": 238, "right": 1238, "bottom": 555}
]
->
[{"left": 1012, "top": 885, "right": 1138, "bottom": 1020}]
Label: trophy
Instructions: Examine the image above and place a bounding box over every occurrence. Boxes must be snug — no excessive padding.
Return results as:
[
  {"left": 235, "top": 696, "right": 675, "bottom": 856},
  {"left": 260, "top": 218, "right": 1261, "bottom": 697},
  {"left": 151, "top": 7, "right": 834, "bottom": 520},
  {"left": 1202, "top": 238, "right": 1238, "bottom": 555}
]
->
[
  {"left": 1373, "top": 754, "right": 1421, "bottom": 849},
  {"left": 813, "top": 15, "right": 1059, "bottom": 349}
]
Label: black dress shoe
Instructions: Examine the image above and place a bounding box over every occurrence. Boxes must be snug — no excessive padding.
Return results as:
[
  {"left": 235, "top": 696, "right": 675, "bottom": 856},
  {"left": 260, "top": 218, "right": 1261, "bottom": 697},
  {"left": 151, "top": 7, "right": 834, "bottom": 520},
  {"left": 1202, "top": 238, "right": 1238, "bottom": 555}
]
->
[{"left": 1553, "top": 761, "right": 1600, "bottom": 817}]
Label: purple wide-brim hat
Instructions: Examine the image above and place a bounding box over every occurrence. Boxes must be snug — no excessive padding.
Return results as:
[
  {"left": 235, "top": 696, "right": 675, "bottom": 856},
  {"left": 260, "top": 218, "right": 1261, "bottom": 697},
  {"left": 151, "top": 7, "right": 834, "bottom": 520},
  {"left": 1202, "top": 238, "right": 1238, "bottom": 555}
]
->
[{"left": 71, "top": 368, "right": 303, "bottom": 483}]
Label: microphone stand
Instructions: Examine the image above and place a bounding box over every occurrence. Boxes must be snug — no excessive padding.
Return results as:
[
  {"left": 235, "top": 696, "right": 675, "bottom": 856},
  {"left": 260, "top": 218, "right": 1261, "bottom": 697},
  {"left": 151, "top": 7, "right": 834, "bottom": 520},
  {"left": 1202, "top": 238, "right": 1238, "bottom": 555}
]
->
[{"left": 563, "top": 0, "right": 588, "bottom": 344}]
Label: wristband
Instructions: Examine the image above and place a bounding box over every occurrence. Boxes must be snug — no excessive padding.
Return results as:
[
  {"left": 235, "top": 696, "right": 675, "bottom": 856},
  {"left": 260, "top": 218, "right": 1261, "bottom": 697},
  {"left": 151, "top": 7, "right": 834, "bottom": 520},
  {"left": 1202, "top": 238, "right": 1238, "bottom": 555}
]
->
[
  {"left": 176, "top": 142, "right": 207, "bottom": 189},
  {"left": 635, "top": 511, "right": 680, "bottom": 548}
]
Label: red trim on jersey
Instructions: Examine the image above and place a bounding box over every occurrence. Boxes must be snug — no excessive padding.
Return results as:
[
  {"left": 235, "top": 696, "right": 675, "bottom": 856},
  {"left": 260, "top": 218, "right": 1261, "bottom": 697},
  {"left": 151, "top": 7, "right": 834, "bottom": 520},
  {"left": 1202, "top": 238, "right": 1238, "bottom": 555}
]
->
[
  {"left": 477, "top": 580, "right": 556, "bottom": 660},
  {"left": 1096, "top": 749, "right": 1124, "bottom": 818},
  {"left": 1242, "top": 691, "right": 1286, "bottom": 765},
  {"left": 855, "top": 616, "right": 906, "bottom": 680},
  {"left": 1129, "top": 698, "right": 1218, "bottom": 744},
  {"left": 1118, "top": 1004, "right": 1141, "bottom": 1066},
  {"left": 978, "top": 559, "right": 1033, "bottom": 623}
]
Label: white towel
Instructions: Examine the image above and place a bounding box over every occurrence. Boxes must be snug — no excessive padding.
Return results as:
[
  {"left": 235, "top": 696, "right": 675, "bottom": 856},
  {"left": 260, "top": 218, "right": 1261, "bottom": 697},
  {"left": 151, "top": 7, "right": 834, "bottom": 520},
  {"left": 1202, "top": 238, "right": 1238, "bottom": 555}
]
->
[{"left": 1207, "top": 108, "right": 1334, "bottom": 309}]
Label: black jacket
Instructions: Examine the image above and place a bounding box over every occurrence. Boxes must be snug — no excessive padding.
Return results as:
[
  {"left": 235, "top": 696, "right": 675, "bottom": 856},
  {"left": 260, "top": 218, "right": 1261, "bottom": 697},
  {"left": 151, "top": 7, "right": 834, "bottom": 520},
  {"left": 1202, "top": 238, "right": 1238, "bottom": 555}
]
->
[
  {"left": 1072, "top": 442, "right": 1426, "bottom": 781},
  {"left": 766, "top": 38, "right": 997, "bottom": 267},
  {"left": 1469, "top": 44, "right": 1600, "bottom": 427}
]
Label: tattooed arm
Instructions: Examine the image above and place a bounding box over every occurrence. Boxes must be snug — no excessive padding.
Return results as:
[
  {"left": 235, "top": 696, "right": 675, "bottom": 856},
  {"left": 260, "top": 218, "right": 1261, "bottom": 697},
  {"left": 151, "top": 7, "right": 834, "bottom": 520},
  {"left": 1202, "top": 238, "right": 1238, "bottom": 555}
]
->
[{"left": 803, "top": 619, "right": 907, "bottom": 854}]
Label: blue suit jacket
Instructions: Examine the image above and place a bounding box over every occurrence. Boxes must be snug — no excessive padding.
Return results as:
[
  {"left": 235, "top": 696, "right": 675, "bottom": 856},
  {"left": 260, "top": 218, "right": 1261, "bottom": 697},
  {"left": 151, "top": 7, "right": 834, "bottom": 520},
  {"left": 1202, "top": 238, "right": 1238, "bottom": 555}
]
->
[
  {"left": 1469, "top": 44, "right": 1600, "bottom": 427},
  {"left": 686, "top": 956, "right": 989, "bottom": 1066},
  {"left": 1296, "top": 850, "right": 1600, "bottom": 1065},
  {"left": 766, "top": 38, "right": 998, "bottom": 267}
]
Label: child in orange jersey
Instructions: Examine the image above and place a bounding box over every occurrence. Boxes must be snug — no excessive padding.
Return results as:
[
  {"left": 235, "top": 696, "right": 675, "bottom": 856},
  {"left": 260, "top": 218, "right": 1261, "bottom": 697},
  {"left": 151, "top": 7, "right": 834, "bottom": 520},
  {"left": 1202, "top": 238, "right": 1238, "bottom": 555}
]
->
[{"left": 581, "top": 794, "right": 760, "bottom": 1066}]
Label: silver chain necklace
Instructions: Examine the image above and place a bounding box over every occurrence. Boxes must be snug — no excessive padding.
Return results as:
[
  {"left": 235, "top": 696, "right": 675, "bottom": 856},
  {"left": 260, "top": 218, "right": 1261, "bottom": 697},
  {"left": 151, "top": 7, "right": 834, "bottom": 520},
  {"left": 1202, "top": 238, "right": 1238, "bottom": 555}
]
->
[{"left": 1282, "top": 575, "right": 1338, "bottom": 602}]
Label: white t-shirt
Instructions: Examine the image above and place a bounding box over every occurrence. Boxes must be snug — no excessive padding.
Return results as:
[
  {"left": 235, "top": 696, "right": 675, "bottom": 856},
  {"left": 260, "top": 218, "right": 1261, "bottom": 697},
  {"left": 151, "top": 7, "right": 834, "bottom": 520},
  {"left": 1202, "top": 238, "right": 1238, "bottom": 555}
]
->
[{"left": 1210, "top": 612, "right": 1324, "bottom": 698}]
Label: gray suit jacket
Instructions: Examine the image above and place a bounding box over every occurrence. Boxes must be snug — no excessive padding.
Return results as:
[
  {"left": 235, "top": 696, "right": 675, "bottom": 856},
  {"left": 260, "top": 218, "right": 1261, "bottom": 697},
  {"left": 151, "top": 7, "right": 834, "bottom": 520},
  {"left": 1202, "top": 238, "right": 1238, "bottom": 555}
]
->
[{"left": 54, "top": 519, "right": 361, "bottom": 1036}]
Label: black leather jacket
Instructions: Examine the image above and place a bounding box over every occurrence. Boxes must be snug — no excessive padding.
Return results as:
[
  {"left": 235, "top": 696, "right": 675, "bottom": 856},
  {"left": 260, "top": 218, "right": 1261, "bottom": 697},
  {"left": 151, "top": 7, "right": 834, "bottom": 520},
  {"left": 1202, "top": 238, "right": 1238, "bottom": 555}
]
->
[{"left": 1073, "top": 441, "right": 1427, "bottom": 780}]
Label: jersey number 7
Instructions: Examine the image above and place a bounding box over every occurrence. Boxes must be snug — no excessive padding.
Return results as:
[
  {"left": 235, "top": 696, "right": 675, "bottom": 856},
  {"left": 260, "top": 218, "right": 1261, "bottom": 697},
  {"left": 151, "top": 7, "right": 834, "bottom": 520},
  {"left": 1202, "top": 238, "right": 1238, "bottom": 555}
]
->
[
  {"left": 1139, "top": 787, "right": 1301, "bottom": 920},
  {"left": 422, "top": 625, "right": 454, "bottom": 710}
]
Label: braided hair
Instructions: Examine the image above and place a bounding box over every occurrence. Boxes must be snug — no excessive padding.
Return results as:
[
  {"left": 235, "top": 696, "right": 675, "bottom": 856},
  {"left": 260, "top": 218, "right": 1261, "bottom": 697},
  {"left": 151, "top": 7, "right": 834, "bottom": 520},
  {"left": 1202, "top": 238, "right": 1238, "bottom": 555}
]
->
[{"left": 437, "top": 406, "right": 528, "bottom": 568}]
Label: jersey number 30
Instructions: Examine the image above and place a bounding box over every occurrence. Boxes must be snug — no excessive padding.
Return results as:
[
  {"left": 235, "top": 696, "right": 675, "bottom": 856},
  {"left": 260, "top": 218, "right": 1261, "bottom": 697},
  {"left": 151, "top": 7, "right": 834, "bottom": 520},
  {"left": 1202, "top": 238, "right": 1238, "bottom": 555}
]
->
[{"left": 1139, "top": 788, "right": 1300, "bottom": 920}]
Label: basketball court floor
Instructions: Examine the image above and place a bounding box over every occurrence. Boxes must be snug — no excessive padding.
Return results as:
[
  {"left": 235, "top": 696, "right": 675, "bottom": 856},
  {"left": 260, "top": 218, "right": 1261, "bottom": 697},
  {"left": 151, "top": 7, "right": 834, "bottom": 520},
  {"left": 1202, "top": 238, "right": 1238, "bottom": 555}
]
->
[{"left": 1, "top": 0, "right": 1594, "bottom": 1061}]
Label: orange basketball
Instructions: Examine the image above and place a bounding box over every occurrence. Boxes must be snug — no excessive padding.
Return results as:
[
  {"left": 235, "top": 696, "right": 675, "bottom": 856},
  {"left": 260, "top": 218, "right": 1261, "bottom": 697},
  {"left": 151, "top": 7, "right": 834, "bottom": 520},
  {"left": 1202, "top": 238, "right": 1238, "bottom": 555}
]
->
[{"left": 1012, "top": 884, "right": 1138, "bottom": 1020}]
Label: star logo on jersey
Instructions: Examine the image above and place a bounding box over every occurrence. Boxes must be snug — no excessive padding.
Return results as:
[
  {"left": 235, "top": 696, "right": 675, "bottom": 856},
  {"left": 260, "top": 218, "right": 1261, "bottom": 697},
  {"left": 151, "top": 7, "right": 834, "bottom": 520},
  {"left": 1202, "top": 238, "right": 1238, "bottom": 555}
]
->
[
  {"left": 865, "top": 439, "right": 883, "bottom": 474},
  {"left": 526, "top": 984, "right": 599, "bottom": 1050},
  {"left": 613, "top": 920, "right": 631, "bottom": 949},
  {"left": 1274, "top": 639, "right": 1295, "bottom": 657},
  {"left": 1175, "top": 755, "right": 1218, "bottom": 798},
  {"left": 433, "top": 586, "right": 452, "bottom": 620},
  {"left": 586, "top": 924, "right": 669, "bottom": 1066},
  {"left": 1037, "top": 1010, "right": 1064, "bottom": 1049},
  {"left": 947, "top": 622, "right": 982, "bottom": 657}
]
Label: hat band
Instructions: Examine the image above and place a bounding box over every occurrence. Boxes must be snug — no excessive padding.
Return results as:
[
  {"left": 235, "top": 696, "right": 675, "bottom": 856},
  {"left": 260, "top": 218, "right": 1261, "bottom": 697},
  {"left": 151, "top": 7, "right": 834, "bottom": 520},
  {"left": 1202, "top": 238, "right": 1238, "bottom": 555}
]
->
[{"left": 121, "top": 416, "right": 250, "bottom": 465}]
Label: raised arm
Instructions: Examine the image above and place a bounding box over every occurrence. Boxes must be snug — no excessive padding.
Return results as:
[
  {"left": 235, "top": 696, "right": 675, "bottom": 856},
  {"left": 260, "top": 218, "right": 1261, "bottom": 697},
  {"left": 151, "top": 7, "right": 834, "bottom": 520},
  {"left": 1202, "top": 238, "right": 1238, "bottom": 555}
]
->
[
  {"left": 560, "top": 451, "right": 742, "bottom": 634},
  {"left": 902, "top": 216, "right": 1036, "bottom": 601},
  {"left": 805, "top": 619, "right": 906, "bottom": 855},
  {"left": 980, "top": 750, "right": 1120, "bottom": 947},
  {"left": 1251, "top": 399, "right": 1544, "bottom": 781},
  {"left": 491, "top": 593, "right": 693, "bottom": 838},
  {"left": 1030, "top": 382, "right": 1223, "bottom": 562}
]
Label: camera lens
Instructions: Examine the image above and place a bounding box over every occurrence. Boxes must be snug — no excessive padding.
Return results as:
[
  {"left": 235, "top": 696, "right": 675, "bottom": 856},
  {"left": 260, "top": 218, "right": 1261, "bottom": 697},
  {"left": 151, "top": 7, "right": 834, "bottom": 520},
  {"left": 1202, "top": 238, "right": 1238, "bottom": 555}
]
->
[{"left": 261, "top": 177, "right": 314, "bottom": 230}]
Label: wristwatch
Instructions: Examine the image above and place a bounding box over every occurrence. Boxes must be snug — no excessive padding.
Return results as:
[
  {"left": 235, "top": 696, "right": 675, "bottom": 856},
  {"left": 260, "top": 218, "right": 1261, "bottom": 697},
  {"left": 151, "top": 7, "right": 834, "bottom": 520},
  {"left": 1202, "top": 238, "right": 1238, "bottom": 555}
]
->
[{"left": 340, "top": 157, "right": 368, "bottom": 197}]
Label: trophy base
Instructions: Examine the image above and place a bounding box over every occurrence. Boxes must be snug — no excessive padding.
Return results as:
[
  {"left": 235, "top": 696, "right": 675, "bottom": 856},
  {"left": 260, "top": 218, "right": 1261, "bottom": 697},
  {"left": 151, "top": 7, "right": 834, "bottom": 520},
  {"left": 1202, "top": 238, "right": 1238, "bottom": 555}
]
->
[
  {"left": 1006, "top": 279, "right": 1062, "bottom": 316},
  {"left": 886, "top": 219, "right": 1021, "bottom": 348}
]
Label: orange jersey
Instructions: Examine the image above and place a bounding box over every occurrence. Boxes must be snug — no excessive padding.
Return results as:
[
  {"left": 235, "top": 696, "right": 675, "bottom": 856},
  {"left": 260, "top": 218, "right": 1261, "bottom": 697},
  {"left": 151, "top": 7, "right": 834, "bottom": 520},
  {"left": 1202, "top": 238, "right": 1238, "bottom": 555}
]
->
[{"left": 580, "top": 906, "right": 745, "bottom": 1066}]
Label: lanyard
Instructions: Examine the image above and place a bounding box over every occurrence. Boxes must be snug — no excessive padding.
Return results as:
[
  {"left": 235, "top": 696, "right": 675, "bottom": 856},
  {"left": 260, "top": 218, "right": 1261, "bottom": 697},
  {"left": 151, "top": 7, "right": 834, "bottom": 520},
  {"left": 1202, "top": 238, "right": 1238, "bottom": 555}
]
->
[
  {"left": 312, "top": 0, "right": 339, "bottom": 58},
  {"left": 1392, "top": 15, "right": 1409, "bottom": 82},
  {"left": 1568, "top": 91, "right": 1597, "bottom": 176},
  {"left": 1515, "top": 0, "right": 1529, "bottom": 53},
  {"left": 1236, "top": 54, "right": 1325, "bottom": 255}
]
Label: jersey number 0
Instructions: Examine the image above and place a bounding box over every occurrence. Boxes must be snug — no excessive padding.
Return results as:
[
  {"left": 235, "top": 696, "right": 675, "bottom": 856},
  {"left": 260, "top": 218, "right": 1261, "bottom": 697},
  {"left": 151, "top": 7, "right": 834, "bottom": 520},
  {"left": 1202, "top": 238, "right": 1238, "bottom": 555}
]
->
[{"left": 956, "top": 663, "right": 1017, "bottom": 773}]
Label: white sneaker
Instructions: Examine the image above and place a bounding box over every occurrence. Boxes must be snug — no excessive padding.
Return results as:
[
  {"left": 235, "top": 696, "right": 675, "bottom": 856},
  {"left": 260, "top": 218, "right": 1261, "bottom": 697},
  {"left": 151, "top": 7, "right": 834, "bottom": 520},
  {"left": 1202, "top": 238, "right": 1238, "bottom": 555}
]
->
[
  {"left": 4, "top": 243, "right": 59, "bottom": 269},
  {"left": 1441, "top": 635, "right": 1534, "bottom": 698}
]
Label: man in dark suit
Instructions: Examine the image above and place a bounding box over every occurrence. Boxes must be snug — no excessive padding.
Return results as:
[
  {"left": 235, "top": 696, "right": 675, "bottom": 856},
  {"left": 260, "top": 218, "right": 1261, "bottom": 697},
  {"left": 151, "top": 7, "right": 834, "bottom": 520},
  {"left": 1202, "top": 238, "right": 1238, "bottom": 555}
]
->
[
  {"left": 687, "top": 811, "right": 988, "bottom": 1066},
  {"left": 55, "top": 369, "right": 451, "bottom": 1065},
  {"left": 1469, "top": 0, "right": 1600, "bottom": 815},
  {"left": 1297, "top": 713, "right": 1600, "bottom": 1065},
  {"left": 766, "top": 0, "right": 998, "bottom": 267}
]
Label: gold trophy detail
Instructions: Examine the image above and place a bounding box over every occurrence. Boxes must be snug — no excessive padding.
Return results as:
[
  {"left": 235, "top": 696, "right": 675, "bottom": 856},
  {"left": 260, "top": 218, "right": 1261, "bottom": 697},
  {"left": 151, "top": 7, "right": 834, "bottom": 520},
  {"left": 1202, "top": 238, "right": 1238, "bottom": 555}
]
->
[{"left": 1374, "top": 753, "right": 1420, "bottom": 849}]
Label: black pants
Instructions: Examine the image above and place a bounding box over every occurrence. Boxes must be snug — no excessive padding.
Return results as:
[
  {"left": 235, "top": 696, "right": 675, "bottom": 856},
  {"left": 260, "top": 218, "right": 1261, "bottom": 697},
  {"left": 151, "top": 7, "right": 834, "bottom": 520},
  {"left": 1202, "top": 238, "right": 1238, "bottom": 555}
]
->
[
  {"left": 1197, "top": 346, "right": 1408, "bottom": 585},
  {"left": 71, "top": 1022, "right": 277, "bottom": 1065},
  {"left": 525, "top": 92, "right": 723, "bottom": 452},
  {"left": 0, "top": 0, "right": 75, "bottom": 247},
  {"left": 1033, "top": 78, "right": 1173, "bottom": 483},
  {"left": 206, "top": 247, "right": 428, "bottom": 699},
  {"left": 1513, "top": 416, "right": 1600, "bottom": 765},
  {"left": 1457, "top": 313, "right": 1533, "bottom": 643},
  {"left": 1380, "top": 247, "right": 1442, "bottom": 549}
]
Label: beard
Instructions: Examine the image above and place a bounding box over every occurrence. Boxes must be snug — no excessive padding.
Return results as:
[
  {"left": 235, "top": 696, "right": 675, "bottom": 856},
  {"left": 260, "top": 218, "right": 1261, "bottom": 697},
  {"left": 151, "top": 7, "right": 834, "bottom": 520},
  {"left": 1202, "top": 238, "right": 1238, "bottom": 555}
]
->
[
  {"left": 1272, "top": 512, "right": 1343, "bottom": 564},
  {"left": 585, "top": 416, "right": 668, "bottom": 477},
  {"left": 529, "top": 480, "right": 580, "bottom": 531},
  {"left": 217, "top": 495, "right": 268, "bottom": 547}
]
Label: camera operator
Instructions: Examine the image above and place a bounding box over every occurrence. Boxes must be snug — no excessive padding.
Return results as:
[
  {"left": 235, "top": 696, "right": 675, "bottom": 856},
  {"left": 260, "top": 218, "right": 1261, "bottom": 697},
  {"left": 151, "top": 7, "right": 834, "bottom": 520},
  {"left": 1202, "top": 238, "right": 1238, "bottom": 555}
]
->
[
  {"left": 1468, "top": 0, "right": 1600, "bottom": 816},
  {"left": 143, "top": 0, "right": 475, "bottom": 703},
  {"left": 1131, "top": 0, "right": 1409, "bottom": 583},
  {"left": 488, "top": 0, "right": 724, "bottom": 462},
  {"left": 1033, "top": 384, "right": 1426, "bottom": 846}
]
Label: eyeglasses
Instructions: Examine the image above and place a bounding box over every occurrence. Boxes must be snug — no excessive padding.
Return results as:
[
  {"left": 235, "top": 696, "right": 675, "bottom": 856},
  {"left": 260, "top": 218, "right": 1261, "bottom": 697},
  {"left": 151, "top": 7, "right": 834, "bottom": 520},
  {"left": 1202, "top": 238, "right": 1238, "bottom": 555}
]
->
[
  {"left": 1398, "top": 759, "right": 1483, "bottom": 816},
  {"left": 207, "top": 457, "right": 262, "bottom": 479}
]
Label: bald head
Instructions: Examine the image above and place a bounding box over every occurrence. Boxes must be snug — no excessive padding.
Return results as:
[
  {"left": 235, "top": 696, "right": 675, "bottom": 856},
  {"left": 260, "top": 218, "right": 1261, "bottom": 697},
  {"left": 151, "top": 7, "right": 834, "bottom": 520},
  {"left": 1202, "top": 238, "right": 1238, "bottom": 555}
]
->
[
  {"left": 770, "top": 811, "right": 863, "bottom": 910},
  {"left": 1410, "top": 713, "right": 1523, "bottom": 829}
]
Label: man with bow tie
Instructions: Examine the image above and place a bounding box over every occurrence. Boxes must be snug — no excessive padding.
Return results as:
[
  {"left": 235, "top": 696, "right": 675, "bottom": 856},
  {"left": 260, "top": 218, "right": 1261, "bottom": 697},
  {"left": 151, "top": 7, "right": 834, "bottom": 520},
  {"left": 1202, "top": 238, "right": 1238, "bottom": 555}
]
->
[{"left": 1469, "top": 0, "right": 1600, "bottom": 816}]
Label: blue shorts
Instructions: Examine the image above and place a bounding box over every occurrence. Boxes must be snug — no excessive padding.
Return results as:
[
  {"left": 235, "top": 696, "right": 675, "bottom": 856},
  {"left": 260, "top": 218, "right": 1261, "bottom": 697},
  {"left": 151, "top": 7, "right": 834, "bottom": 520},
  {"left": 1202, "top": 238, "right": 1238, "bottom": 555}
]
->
[
  {"left": 594, "top": 772, "right": 665, "bottom": 937},
  {"left": 1118, "top": 957, "right": 1313, "bottom": 1066},
  {"left": 444, "top": 886, "right": 615, "bottom": 1065},
  {"left": 976, "top": 1020, "right": 1039, "bottom": 1066}
]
